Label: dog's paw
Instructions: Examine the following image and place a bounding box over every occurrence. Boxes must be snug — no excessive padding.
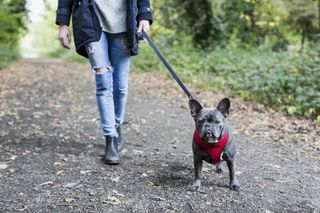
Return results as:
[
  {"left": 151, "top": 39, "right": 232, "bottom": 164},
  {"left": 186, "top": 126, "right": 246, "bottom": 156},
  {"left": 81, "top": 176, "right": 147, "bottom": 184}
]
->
[
  {"left": 215, "top": 167, "right": 223, "bottom": 174},
  {"left": 229, "top": 183, "right": 240, "bottom": 191},
  {"left": 191, "top": 180, "right": 201, "bottom": 191}
]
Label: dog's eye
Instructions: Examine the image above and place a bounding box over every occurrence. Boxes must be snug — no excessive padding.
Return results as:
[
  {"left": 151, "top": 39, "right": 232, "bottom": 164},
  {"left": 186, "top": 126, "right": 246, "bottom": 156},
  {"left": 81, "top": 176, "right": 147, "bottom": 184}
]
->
[
  {"left": 198, "top": 119, "right": 204, "bottom": 125},
  {"left": 213, "top": 120, "right": 220, "bottom": 124}
]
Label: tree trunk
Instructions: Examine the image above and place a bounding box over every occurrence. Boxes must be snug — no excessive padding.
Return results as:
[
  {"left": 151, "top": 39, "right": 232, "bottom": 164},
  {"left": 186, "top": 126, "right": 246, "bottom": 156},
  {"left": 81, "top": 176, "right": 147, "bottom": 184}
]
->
[
  {"left": 318, "top": 0, "right": 320, "bottom": 33},
  {"left": 183, "top": 0, "right": 215, "bottom": 48}
]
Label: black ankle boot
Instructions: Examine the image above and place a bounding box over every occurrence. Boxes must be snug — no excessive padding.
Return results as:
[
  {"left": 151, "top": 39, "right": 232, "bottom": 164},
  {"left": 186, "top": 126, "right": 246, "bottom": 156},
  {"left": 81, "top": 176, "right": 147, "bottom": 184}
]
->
[
  {"left": 116, "top": 127, "right": 123, "bottom": 152},
  {"left": 103, "top": 136, "right": 119, "bottom": 165}
]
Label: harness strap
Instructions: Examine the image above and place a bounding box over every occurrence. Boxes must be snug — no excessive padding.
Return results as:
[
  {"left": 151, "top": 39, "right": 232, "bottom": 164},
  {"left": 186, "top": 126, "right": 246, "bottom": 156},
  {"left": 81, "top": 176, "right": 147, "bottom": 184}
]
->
[{"left": 194, "top": 130, "right": 229, "bottom": 164}]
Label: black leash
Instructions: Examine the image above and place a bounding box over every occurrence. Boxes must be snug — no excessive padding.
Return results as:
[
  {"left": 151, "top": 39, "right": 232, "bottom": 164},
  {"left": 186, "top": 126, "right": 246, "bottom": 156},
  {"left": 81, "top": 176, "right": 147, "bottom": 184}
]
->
[{"left": 137, "top": 30, "right": 193, "bottom": 99}]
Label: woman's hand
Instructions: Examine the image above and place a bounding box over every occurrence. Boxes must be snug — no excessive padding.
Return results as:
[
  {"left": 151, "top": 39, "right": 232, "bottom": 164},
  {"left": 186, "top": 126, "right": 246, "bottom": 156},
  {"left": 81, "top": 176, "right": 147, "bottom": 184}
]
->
[
  {"left": 58, "top": 24, "right": 71, "bottom": 49},
  {"left": 137, "top": 20, "right": 150, "bottom": 33}
]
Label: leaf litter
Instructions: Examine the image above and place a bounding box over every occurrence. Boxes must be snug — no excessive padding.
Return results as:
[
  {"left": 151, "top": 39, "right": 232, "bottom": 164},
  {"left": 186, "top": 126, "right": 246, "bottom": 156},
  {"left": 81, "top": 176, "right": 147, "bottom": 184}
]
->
[{"left": 0, "top": 60, "right": 318, "bottom": 212}]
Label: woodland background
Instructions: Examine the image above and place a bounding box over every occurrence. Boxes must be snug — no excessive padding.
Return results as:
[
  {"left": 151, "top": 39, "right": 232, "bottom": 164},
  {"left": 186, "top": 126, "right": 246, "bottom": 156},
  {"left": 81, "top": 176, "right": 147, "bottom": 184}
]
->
[{"left": 1, "top": 0, "right": 319, "bottom": 120}]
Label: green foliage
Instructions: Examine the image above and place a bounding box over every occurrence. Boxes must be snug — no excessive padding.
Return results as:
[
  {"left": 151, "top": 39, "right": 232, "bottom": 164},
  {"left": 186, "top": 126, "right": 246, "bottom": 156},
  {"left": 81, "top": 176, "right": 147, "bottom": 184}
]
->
[
  {"left": 217, "top": 48, "right": 319, "bottom": 119},
  {"left": 174, "top": 0, "right": 225, "bottom": 48},
  {"left": 220, "top": 0, "right": 262, "bottom": 45},
  {"left": 157, "top": 0, "right": 319, "bottom": 49},
  {"left": 20, "top": 1, "right": 86, "bottom": 62},
  {"left": 132, "top": 0, "right": 320, "bottom": 120},
  {"left": 42, "top": 0, "right": 319, "bottom": 119},
  {"left": 285, "top": 0, "right": 318, "bottom": 47},
  {"left": 0, "top": 44, "right": 20, "bottom": 69},
  {"left": 133, "top": 39, "right": 320, "bottom": 119},
  {"left": 0, "top": 0, "right": 27, "bottom": 69}
]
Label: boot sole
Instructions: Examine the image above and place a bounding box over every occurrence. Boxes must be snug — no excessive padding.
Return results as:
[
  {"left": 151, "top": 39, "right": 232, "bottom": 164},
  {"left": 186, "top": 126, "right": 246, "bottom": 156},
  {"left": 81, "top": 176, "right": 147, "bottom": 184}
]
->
[{"left": 102, "top": 158, "right": 119, "bottom": 165}]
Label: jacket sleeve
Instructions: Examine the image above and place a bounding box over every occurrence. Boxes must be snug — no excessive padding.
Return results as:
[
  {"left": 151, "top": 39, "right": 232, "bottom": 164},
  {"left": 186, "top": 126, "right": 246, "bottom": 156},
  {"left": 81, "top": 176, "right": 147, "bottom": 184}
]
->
[
  {"left": 137, "top": 0, "right": 153, "bottom": 24},
  {"left": 55, "top": 0, "right": 74, "bottom": 25}
]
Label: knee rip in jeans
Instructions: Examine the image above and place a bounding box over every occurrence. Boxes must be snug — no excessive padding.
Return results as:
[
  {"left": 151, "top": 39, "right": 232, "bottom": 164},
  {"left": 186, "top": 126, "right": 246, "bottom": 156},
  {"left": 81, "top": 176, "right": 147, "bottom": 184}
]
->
[
  {"left": 94, "top": 66, "right": 113, "bottom": 75},
  {"left": 115, "top": 87, "right": 127, "bottom": 96}
]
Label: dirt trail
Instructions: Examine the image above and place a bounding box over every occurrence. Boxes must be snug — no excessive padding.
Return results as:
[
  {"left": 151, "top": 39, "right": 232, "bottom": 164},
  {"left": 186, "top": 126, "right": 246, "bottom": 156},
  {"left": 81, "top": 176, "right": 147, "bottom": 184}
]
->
[{"left": 0, "top": 59, "right": 319, "bottom": 212}]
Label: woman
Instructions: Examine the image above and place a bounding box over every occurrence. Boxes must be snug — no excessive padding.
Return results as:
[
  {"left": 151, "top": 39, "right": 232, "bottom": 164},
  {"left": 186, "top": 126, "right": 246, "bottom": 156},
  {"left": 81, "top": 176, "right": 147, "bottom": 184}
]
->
[{"left": 56, "top": 0, "right": 152, "bottom": 165}]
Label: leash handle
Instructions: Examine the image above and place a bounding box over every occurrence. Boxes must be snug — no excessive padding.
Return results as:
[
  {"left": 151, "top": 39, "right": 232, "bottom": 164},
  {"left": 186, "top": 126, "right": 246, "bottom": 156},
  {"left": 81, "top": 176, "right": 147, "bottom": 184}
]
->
[{"left": 137, "top": 30, "right": 193, "bottom": 99}]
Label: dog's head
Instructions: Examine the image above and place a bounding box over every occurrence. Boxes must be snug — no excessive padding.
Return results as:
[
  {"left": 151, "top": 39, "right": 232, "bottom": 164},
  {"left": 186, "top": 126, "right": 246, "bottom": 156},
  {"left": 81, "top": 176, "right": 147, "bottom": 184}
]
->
[{"left": 189, "top": 98, "right": 230, "bottom": 144}]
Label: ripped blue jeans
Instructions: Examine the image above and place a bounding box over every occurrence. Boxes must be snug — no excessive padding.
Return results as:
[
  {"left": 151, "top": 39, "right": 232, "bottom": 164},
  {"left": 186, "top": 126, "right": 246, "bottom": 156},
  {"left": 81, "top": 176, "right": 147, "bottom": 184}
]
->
[{"left": 86, "top": 32, "right": 131, "bottom": 137}]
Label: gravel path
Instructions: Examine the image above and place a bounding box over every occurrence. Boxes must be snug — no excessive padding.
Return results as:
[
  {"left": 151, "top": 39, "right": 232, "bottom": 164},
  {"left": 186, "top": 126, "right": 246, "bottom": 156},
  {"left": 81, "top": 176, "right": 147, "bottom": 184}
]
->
[{"left": 0, "top": 59, "right": 319, "bottom": 212}]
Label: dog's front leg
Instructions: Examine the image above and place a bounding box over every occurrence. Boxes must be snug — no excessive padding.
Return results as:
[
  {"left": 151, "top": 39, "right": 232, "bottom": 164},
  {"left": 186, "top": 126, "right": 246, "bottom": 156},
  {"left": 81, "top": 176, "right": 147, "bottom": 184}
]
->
[
  {"left": 215, "top": 162, "right": 223, "bottom": 173},
  {"left": 191, "top": 156, "right": 203, "bottom": 190},
  {"left": 226, "top": 159, "right": 240, "bottom": 191}
]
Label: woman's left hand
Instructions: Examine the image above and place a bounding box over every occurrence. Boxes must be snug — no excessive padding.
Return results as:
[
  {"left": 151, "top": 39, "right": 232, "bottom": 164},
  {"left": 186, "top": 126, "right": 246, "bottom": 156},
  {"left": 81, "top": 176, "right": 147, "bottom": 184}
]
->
[{"left": 137, "top": 20, "right": 150, "bottom": 33}]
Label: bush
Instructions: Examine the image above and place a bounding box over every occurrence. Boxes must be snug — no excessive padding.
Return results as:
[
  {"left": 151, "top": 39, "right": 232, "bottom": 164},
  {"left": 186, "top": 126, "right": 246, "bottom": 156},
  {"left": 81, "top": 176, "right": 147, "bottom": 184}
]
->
[
  {"left": 132, "top": 37, "right": 320, "bottom": 120},
  {"left": 0, "top": 0, "right": 27, "bottom": 69}
]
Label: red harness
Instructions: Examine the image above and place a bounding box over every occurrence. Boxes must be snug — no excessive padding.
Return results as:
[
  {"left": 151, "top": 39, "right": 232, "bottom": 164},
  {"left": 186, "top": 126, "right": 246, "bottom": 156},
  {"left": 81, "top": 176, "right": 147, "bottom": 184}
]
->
[{"left": 194, "top": 130, "right": 229, "bottom": 164}]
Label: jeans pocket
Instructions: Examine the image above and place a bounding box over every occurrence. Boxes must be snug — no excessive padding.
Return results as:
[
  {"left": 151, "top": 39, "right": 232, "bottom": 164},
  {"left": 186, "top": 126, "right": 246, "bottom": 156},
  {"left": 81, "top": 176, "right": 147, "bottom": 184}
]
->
[
  {"left": 110, "top": 35, "right": 131, "bottom": 52},
  {"left": 121, "top": 37, "right": 131, "bottom": 50}
]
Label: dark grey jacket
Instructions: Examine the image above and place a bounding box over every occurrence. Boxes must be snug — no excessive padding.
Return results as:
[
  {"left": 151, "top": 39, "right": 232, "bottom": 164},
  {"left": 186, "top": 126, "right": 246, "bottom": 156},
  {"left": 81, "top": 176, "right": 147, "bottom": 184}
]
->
[{"left": 56, "top": 0, "right": 152, "bottom": 58}]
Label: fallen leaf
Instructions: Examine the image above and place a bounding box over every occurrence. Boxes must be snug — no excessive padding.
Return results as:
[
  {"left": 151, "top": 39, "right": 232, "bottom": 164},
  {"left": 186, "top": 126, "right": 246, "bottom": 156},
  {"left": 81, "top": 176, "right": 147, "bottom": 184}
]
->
[
  {"left": 39, "top": 181, "right": 54, "bottom": 187},
  {"left": 151, "top": 196, "right": 166, "bottom": 201},
  {"left": 8, "top": 168, "right": 15, "bottom": 173},
  {"left": 140, "top": 172, "right": 149, "bottom": 177},
  {"left": 56, "top": 171, "right": 64, "bottom": 175},
  {"left": 141, "top": 118, "right": 146, "bottom": 124},
  {"left": 264, "top": 163, "right": 281, "bottom": 169},
  {"left": 63, "top": 182, "right": 79, "bottom": 188},
  {"left": 9, "top": 155, "right": 17, "bottom": 161},
  {"left": 54, "top": 162, "right": 66, "bottom": 166},
  {"left": 236, "top": 171, "right": 242, "bottom": 176},
  {"left": 62, "top": 158, "right": 68, "bottom": 162},
  {"left": 17, "top": 206, "right": 27, "bottom": 212},
  {"left": 139, "top": 170, "right": 154, "bottom": 177},
  {"left": 22, "top": 150, "right": 31, "bottom": 155},
  {"left": 112, "top": 190, "right": 125, "bottom": 197},
  {"left": 80, "top": 170, "right": 91, "bottom": 175},
  {"left": 202, "top": 167, "right": 212, "bottom": 173},
  {"left": 110, "top": 176, "right": 120, "bottom": 183},
  {"left": 132, "top": 150, "right": 143, "bottom": 155},
  {"left": 65, "top": 198, "right": 75, "bottom": 203},
  {"left": 105, "top": 196, "right": 121, "bottom": 205},
  {"left": 0, "top": 162, "right": 8, "bottom": 170}
]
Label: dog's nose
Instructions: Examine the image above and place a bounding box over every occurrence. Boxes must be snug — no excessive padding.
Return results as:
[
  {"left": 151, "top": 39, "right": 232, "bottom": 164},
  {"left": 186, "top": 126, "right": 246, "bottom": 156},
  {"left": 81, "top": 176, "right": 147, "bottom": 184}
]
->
[
  {"left": 204, "top": 123, "right": 211, "bottom": 128},
  {"left": 205, "top": 131, "right": 213, "bottom": 137}
]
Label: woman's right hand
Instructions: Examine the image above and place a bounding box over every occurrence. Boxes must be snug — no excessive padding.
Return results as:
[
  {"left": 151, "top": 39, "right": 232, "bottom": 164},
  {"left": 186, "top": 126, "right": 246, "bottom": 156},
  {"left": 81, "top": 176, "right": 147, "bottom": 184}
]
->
[{"left": 58, "top": 24, "right": 71, "bottom": 49}]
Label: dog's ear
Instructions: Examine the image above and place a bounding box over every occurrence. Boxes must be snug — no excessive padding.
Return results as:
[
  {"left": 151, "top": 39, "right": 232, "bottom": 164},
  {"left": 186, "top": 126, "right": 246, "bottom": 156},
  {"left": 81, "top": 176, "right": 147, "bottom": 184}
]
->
[
  {"left": 217, "top": 98, "right": 230, "bottom": 117},
  {"left": 189, "top": 98, "right": 203, "bottom": 117}
]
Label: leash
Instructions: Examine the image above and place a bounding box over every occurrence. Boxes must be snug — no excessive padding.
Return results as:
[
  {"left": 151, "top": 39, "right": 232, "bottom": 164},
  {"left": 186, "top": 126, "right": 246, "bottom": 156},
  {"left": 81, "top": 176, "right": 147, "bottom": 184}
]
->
[{"left": 137, "top": 30, "right": 193, "bottom": 99}]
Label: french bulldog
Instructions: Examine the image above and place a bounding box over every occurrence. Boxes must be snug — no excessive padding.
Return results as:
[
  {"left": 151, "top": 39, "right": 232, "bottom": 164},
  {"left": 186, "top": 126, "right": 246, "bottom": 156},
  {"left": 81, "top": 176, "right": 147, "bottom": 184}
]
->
[{"left": 189, "top": 97, "right": 240, "bottom": 191}]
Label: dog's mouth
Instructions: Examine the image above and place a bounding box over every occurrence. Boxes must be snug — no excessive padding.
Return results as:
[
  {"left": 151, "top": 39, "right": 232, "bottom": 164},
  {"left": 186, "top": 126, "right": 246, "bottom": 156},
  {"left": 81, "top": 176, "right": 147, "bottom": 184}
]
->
[{"left": 204, "top": 131, "right": 219, "bottom": 144}]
